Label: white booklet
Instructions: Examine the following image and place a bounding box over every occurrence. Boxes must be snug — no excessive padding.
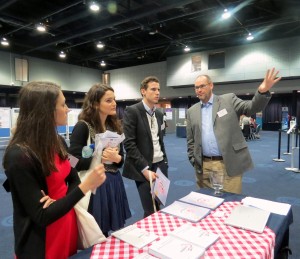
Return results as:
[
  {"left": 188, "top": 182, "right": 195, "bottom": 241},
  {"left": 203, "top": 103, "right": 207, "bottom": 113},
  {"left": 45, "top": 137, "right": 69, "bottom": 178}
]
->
[
  {"left": 112, "top": 225, "right": 158, "bottom": 249},
  {"left": 179, "top": 191, "right": 224, "bottom": 210},
  {"left": 170, "top": 224, "right": 219, "bottom": 249},
  {"left": 161, "top": 200, "right": 210, "bottom": 223},
  {"left": 242, "top": 196, "right": 291, "bottom": 216},
  {"left": 224, "top": 204, "right": 270, "bottom": 233},
  {"left": 152, "top": 167, "right": 170, "bottom": 206},
  {"left": 148, "top": 235, "right": 205, "bottom": 259},
  {"left": 133, "top": 252, "right": 157, "bottom": 259}
]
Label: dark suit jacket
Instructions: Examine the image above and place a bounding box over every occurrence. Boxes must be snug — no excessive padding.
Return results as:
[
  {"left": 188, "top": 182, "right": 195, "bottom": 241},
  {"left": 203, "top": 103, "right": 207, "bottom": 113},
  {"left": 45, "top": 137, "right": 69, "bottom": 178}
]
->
[
  {"left": 123, "top": 102, "right": 168, "bottom": 182},
  {"left": 186, "top": 90, "right": 271, "bottom": 177}
]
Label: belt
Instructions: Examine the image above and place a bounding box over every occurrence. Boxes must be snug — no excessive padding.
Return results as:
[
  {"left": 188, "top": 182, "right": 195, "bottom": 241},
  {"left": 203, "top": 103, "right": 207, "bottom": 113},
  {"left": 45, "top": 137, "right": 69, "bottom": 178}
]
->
[{"left": 203, "top": 155, "right": 223, "bottom": 161}]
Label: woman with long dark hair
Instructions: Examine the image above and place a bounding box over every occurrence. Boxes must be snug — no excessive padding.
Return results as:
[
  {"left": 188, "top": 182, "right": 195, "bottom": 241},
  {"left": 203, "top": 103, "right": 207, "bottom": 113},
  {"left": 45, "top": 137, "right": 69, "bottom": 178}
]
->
[
  {"left": 3, "top": 81, "right": 106, "bottom": 259},
  {"left": 69, "top": 83, "right": 131, "bottom": 237}
]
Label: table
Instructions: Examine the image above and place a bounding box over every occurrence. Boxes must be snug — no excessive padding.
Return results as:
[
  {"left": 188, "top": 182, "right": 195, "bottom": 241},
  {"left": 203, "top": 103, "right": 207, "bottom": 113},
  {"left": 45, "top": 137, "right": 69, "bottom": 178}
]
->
[
  {"left": 176, "top": 125, "right": 186, "bottom": 138},
  {"left": 70, "top": 189, "right": 293, "bottom": 259},
  {"left": 263, "top": 122, "right": 281, "bottom": 131}
]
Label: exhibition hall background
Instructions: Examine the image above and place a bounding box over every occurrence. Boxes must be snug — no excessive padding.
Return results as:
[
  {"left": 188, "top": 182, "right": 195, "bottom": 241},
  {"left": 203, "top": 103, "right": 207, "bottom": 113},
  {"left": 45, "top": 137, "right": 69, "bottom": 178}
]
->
[{"left": 0, "top": 36, "right": 300, "bottom": 128}]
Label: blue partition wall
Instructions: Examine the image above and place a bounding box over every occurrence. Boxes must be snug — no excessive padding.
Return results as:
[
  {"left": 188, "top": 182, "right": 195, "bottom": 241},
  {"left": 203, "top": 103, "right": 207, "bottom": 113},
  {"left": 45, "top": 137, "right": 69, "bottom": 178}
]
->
[
  {"left": 0, "top": 128, "right": 10, "bottom": 138},
  {"left": 57, "top": 126, "right": 67, "bottom": 135}
]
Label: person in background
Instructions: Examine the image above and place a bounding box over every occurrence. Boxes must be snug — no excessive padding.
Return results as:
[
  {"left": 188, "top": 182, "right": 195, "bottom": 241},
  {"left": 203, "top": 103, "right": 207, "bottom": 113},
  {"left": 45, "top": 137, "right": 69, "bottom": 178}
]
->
[
  {"left": 241, "top": 115, "right": 250, "bottom": 129},
  {"left": 2, "top": 81, "right": 106, "bottom": 259},
  {"left": 162, "top": 112, "right": 167, "bottom": 136},
  {"left": 123, "top": 76, "right": 168, "bottom": 218},
  {"left": 68, "top": 83, "right": 131, "bottom": 237},
  {"left": 186, "top": 68, "right": 281, "bottom": 194},
  {"left": 250, "top": 117, "right": 257, "bottom": 129}
]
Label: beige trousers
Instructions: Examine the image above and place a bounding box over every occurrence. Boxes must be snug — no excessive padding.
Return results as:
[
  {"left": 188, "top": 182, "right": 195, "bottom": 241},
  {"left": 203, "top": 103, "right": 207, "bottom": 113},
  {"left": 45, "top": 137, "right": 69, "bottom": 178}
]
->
[{"left": 195, "top": 159, "right": 242, "bottom": 194}]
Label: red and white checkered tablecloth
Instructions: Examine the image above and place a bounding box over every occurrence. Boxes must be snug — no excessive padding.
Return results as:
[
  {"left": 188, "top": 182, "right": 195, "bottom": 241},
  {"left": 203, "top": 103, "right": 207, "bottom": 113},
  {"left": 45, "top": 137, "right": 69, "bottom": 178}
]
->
[{"left": 91, "top": 201, "right": 275, "bottom": 259}]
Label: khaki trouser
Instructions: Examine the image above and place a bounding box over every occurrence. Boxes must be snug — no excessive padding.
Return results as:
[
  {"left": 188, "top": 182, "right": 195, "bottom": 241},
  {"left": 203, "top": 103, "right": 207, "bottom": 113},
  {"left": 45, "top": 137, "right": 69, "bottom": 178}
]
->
[{"left": 195, "top": 159, "right": 242, "bottom": 194}]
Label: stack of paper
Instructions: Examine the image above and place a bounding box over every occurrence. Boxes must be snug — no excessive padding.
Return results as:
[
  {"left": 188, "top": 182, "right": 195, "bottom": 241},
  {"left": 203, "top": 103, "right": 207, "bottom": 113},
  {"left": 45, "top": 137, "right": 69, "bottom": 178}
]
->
[
  {"left": 151, "top": 167, "right": 170, "bottom": 206},
  {"left": 94, "top": 130, "right": 125, "bottom": 164},
  {"left": 224, "top": 205, "right": 270, "bottom": 233},
  {"left": 179, "top": 191, "right": 224, "bottom": 209},
  {"left": 148, "top": 235, "right": 205, "bottom": 259},
  {"left": 95, "top": 130, "right": 125, "bottom": 149},
  {"left": 242, "top": 197, "right": 291, "bottom": 216},
  {"left": 161, "top": 201, "right": 210, "bottom": 222},
  {"left": 112, "top": 225, "right": 158, "bottom": 249},
  {"left": 170, "top": 224, "right": 219, "bottom": 249}
]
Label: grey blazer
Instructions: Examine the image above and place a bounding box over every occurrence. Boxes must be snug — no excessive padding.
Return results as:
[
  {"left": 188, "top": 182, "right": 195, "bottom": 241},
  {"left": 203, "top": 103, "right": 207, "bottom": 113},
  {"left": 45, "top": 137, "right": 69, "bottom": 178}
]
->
[
  {"left": 186, "top": 90, "right": 271, "bottom": 177},
  {"left": 123, "top": 102, "right": 168, "bottom": 182}
]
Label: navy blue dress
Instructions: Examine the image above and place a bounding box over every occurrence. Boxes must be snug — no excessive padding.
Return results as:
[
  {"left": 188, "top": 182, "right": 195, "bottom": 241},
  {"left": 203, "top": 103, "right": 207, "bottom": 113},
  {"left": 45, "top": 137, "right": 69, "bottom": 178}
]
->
[
  {"left": 88, "top": 169, "right": 131, "bottom": 233},
  {"left": 68, "top": 121, "right": 131, "bottom": 234}
]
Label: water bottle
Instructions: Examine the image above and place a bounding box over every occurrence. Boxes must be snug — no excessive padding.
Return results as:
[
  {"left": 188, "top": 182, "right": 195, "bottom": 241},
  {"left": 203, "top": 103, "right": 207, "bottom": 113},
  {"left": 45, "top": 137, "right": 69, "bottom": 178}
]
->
[{"left": 82, "top": 144, "right": 95, "bottom": 158}]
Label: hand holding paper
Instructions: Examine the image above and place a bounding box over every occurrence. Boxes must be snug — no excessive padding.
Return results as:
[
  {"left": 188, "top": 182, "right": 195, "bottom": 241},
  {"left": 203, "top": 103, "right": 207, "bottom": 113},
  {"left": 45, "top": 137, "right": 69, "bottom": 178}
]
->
[
  {"left": 102, "top": 147, "right": 120, "bottom": 163},
  {"left": 94, "top": 130, "right": 125, "bottom": 164},
  {"left": 86, "top": 130, "right": 125, "bottom": 194},
  {"left": 151, "top": 167, "right": 170, "bottom": 206}
]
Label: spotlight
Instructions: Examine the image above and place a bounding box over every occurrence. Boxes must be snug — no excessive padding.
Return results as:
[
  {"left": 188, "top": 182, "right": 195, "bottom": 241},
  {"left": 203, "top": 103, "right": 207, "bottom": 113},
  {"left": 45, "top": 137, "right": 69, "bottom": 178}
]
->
[
  {"left": 100, "top": 60, "right": 106, "bottom": 67},
  {"left": 59, "top": 51, "right": 66, "bottom": 58},
  {"left": 149, "top": 29, "right": 157, "bottom": 35},
  {"left": 36, "top": 23, "right": 46, "bottom": 32},
  {"left": 222, "top": 9, "right": 231, "bottom": 19},
  {"left": 1, "top": 37, "right": 9, "bottom": 46},
  {"left": 96, "top": 41, "right": 104, "bottom": 48},
  {"left": 184, "top": 46, "right": 190, "bottom": 52},
  {"left": 89, "top": 1, "right": 100, "bottom": 11},
  {"left": 246, "top": 33, "right": 254, "bottom": 41}
]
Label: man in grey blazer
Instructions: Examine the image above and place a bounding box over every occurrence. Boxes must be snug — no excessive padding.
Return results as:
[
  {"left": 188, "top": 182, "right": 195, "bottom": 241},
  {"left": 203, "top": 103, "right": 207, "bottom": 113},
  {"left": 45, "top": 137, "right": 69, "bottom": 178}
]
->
[
  {"left": 123, "top": 76, "right": 168, "bottom": 218},
  {"left": 186, "top": 68, "right": 281, "bottom": 194}
]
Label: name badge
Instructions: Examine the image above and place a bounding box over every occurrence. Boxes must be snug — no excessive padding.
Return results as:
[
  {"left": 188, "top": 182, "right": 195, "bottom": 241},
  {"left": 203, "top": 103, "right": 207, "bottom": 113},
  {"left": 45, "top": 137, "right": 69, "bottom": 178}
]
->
[
  {"left": 68, "top": 154, "right": 79, "bottom": 168},
  {"left": 217, "top": 109, "right": 228, "bottom": 117}
]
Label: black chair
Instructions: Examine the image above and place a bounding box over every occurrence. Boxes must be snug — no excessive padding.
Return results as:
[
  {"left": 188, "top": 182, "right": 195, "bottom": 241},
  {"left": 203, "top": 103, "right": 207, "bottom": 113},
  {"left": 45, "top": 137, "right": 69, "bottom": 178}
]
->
[{"left": 242, "top": 124, "right": 251, "bottom": 141}]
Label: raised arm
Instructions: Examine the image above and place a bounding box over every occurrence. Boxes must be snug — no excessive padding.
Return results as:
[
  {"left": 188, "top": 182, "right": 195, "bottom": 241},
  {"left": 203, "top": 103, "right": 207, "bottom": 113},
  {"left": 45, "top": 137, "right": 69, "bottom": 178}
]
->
[{"left": 258, "top": 68, "right": 281, "bottom": 93}]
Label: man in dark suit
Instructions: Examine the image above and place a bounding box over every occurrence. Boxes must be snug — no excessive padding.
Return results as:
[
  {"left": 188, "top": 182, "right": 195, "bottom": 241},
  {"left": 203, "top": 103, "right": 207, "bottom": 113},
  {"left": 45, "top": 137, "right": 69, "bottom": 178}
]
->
[
  {"left": 186, "top": 68, "right": 281, "bottom": 194},
  {"left": 123, "top": 76, "right": 168, "bottom": 218}
]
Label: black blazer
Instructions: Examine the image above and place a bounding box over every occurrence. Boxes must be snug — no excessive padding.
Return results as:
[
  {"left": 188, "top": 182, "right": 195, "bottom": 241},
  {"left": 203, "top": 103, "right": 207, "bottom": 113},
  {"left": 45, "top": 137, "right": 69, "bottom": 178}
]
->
[{"left": 122, "top": 102, "right": 168, "bottom": 182}]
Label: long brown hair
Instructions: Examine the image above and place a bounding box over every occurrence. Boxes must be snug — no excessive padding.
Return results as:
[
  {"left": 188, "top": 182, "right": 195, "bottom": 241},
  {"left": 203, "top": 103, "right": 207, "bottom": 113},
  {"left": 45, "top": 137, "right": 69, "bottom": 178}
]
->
[
  {"left": 79, "top": 83, "right": 122, "bottom": 134},
  {"left": 3, "top": 81, "right": 68, "bottom": 176}
]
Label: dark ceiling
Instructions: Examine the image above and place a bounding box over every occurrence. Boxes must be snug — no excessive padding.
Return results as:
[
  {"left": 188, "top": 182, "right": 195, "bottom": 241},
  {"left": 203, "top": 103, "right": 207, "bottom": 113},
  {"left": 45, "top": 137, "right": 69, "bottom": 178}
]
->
[{"left": 1, "top": 0, "right": 300, "bottom": 70}]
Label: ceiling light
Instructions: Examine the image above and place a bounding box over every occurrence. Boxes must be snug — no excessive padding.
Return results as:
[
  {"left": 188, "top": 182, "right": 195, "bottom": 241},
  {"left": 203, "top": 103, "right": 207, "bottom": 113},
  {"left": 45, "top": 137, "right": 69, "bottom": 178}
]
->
[
  {"left": 36, "top": 23, "right": 46, "bottom": 32},
  {"left": 59, "top": 51, "right": 66, "bottom": 58},
  {"left": 149, "top": 30, "right": 157, "bottom": 35},
  {"left": 246, "top": 32, "right": 254, "bottom": 41},
  {"left": 89, "top": 1, "right": 100, "bottom": 12},
  {"left": 222, "top": 9, "right": 231, "bottom": 19},
  {"left": 184, "top": 46, "right": 190, "bottom": 52},
  {"left": 96, "top": 41, "right": 104, "bottom": 48},
  {"left": 100, "top": 60, "right": 106, "bottom": 67},
  {"left": 1, "top": 37, "right": 9, "bottom": 46}
]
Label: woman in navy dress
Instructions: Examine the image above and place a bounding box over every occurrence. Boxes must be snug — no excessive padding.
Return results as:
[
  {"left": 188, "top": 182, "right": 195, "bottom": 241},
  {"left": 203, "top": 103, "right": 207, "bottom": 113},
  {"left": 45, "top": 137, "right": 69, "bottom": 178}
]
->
[{"left": 69, "top": 83, "right": 131, "bottom": 237}]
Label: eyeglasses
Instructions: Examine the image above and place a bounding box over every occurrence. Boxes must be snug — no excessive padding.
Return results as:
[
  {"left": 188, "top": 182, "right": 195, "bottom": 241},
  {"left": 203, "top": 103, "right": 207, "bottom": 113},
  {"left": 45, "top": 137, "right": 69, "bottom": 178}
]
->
[{"left": 194, "top": 84, "right": 209, "bottom": 90}]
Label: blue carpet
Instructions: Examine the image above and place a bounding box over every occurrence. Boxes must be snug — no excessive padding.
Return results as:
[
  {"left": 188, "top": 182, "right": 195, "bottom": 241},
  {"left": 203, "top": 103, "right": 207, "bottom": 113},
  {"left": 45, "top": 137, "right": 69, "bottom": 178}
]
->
[{"left": 0, "top": 131, "right": 299, "bottom": 258}]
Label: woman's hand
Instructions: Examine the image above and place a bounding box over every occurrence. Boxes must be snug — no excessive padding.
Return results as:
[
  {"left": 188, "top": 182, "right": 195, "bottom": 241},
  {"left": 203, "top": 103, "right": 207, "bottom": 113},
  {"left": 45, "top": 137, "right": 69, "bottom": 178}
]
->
[
  {"left": 79, "top": 164, "right": 106, "bottom": 194},
  {"left": 40, "top": 190, "right": 56, "bottom": 209},
  {"left": 101, "top": 147, "right": 121, "bottom": 163}
]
